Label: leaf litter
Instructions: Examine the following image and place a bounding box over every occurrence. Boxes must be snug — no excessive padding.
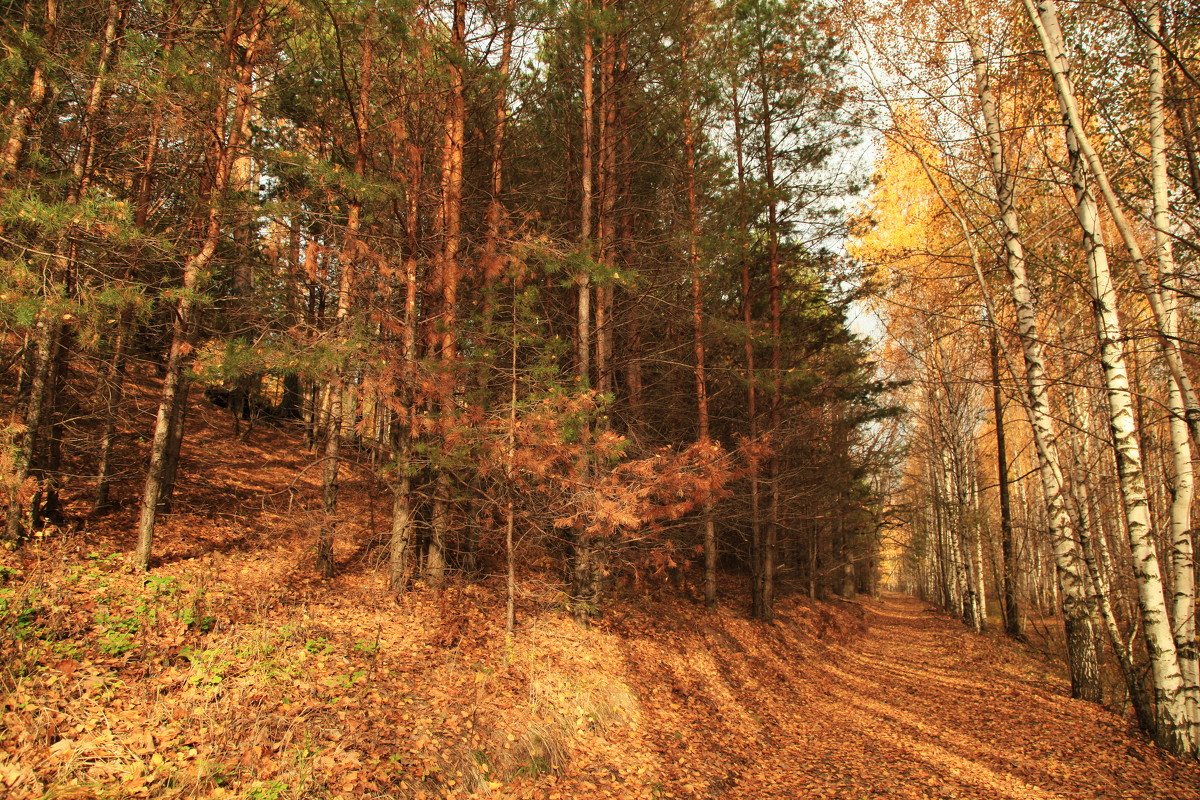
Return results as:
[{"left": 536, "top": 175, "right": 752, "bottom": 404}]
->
[{"left": 2, "top": 388, "right": 1199, "bottom": 799}]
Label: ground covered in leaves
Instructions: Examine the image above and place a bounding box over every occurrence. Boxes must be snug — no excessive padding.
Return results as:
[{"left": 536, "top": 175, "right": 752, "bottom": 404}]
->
[{"left": 3, "top": 388, "right": 1200, "bottom": 799}]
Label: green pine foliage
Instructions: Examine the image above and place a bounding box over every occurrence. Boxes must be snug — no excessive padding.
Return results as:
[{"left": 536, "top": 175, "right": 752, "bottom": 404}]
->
[{"left": 0, "top": 0, "right": 894, "bottom": 608}]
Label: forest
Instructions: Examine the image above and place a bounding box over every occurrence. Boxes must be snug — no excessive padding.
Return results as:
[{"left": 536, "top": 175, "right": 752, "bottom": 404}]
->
[{"left": 1, "top": 0, "right": 1200, "bottom": 796}]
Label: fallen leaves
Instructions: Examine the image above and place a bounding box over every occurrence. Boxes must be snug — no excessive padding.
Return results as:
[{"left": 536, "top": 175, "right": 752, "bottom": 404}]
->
[{"left": 4, "top": 395, "right": 1200, "bottom": 800}]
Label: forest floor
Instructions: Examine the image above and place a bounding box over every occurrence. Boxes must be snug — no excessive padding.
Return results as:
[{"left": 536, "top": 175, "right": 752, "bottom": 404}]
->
[{"left": 3, "top": 382, "right": 1200, "bottom": 799}]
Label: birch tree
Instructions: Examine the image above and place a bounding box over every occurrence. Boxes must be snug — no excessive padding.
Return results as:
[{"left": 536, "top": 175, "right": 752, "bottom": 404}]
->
[{"left": 1024, "top": 0, "right": 1195, "bottom": 755}]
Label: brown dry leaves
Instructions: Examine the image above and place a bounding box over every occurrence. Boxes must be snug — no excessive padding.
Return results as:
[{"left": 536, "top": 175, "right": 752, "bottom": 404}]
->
[
  {"left": 4, "top": 383, "right": 1200, "bottom": 799},
  {"left": 5, "top": 548, "right": 1200, "bottom": 800}
]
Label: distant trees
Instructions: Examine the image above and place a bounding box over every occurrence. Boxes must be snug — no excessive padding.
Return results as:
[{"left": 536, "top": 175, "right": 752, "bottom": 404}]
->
[{"left": 0, "top": 0, "right": 887, "bottom": 625}]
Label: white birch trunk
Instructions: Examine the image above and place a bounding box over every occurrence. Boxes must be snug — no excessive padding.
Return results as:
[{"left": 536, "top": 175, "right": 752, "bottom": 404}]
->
[
  {"left": 1148, "top": 0, "right": 1199, "bottom": 736},
  {"left": 1022, "top": 0, "right": 1200, "bottom": 447},
  {"left": 1024, "top": 0, "right": 1194, "bottom": 753},
  {"left": 884, "top": 15, "right": 1099, "bottom": 689}
]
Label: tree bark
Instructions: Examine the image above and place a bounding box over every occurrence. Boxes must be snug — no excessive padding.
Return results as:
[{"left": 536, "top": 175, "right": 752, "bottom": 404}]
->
[
  {"left": 158, "top": 381, "right": 190, "bottom": 513},
  {"left": 1025, "top": 0, "right": 1195, "bottom": 754},
  {"left": 683, "top": 36, "right": 716, "bottom": 607},
  {"left": 387, "top": 82, "right": 424, "bottom": 594},
  {"left": 1, "top": 0, "right": 57, "bottom": 180},
  {"left": 4, "top": 319, "right": 59, "bottom": 540},
  {"left": 134, "top": 2, "right": 265, "bottom": 570},
  {"left": 727, "top": 58, "right": 763, "bottom": 618},
  {"left": 990, "top": 333, "right": 1022, "bottom": 638},
  {"left": 318, "top": 11, "right": 373, "bottom": 578},
  {"left": 596, "top": 0, "right": 618, "bottom": 399},
  {"left": 1024, "top": 0, "right": 1200, "bottom": 448},
  {"left": 94, "top": 310, "right": 131, "bottom": 512},
  {"left": 572, "top": 0, "right": 598, "bottom": 624},
  {"left": 757, "top": 42, "right": 781, "bottom": 622},
  {"left": 1148, "top": 1, "right": 1199, "bottom": 738},
  {"left": 1061, "top": 380, "right": 1155, "bottom": 731},
  {"left": 427, "top": 0, "right": 466, "bottom": 588},
  {"left": 952, "top": 0, "right": 1100, "bottom": 698}
]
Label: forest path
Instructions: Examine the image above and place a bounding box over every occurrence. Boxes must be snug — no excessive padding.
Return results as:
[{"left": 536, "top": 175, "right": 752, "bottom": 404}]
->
[{"left": 621, "top": 593, "right": 1200, "bottom": 800}]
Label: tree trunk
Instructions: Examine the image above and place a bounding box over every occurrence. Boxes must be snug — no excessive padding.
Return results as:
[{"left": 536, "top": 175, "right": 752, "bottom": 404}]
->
[
  {"left": 158, "top": 380, "right": 190, "bottom": 513},
  {"left": 387, "top": 75, "right": 424, "bottom": 593},
  {"left": 94, "top": 310, "right": 131, "bottom": 512},
  {"left": 1024, "top": 0, "right": 1200, "bottom": 448},
  {"left": 596, "top": 0, "right": 618, "bottom": 399},
  {"left": 1032, "top": 0, "right": 1190, "bottom": 753},
  {"left": 389, "top": 472, "right": 414, "bottom": 592},
  {"left": 319, "top": 11, "right": 375, "bottom": 578},
  {"left": 572, "top": 0, "right": 597, "bottom": 624},
  {"left": 1148, "top": 1, "right": 1199, "bottom": 737},
  {"left": 1, "top": 0, "right": 57, "bottom": 180},
  {"left": 729, "top": 70, "right": 763, "bottom": 618},
  {"left": 427, "top": 0, "right": 466, "bottom": 588},
  {"left": 479, "top": 0, "right": 516, "bottom": 295},
  {"left": 578, "top": 0, "right": 595, "bottom": 386},
  {"left": 1026, "top": 0, "right": 1195, "bottom": 754},
  {"left": 5, "top": 319, "right": 59, "bottom": 540},
  {"left": 954, "top": 0, "right": 1101, "bottom": 700},
  {"left": 505, "top": 296, "right": 520, "bottom": 633},
  {"left": 990, "top": 333, "right": 1022, "bottom": 638},
  {"left": 317, "top": 379, "right": 341, "bottom": 578},
  {"left": 1061, "top": 382, "right": 1155, "bottom": 732},
  {"left": 134, "top": 2, "right": 265, "bottom": 570},
  {"left": 682, "top": 36, "right": 716, "bottom": 607},
  {"left": 758, "top": 49, "right": 781, "bottom": 622}
]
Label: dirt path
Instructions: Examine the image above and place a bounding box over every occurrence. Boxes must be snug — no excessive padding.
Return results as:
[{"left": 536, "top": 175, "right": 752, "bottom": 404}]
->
[{"left": 607, "top": 593, "right": 1200, "bottom": 800}]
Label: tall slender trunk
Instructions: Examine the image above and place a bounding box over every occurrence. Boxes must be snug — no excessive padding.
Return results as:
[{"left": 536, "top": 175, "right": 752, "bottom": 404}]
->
[
  {"left": 134, "top": 106, "right": 164, "bottom": 229},
  {"left": 729, "top": 70, "right": 762, "bottom": 617},
  {"left": 4, "top": 319, "right": 59, "bottom": 540},
  {"left": 930, "top": 453, "right": 952, "bottom": 610},
  {"left": 682, "top": 36, "right": 716, "bottom": 607},
  {"left": 578, "top": 0, "right": 594, "bottom": 385},
  {"left": 97, "top": 25, "right": 157, "bottom": 508},
  {"left": 318, "top": 16, "right": 373, "bottom": 579},
  {"left": 158, "top": 381, "right": 190, "bottom": 513},
  {"left": 94, "top": 310, "right": 131, "bottom": 511},
  {"left": 70, "top": 0, "right": 124, "bottom": 201},
  {"left": 318, "top": 376, "right": 342, "bottom": 578},
  {"left": 20, "top": 0, "right": 122, "bottom": 521},
  {"left": 972, "top": 470, "right": 987, "bottom": 630},
  {"left": 1061, "top": 379, "right": 1155, "bottom": 731},
  {"left": 1149, "top": 1, "right": 1199, "bottom": 737},
  {"left": 34, "top": 329, "right": 71, "bottom": 526},
  {"left": 990, "top": 333, "right": 1022, "bottom": 637},
  {"left": 480, "top": 0, "right": 516, "bottom": 290},
  {"left": 135, "top": 3, "right": 264, "bottom": 570},
  {"left": 428, "top": 0, "right": 466, "bottom": 588},
  {"left": 1024, "top": 0, "right": 1200, "bottom": 447},
  {"left": 572, "top": 0, "right": 598, "bottom": 625},
  {"left": 388, "top": 102, "right": 423, "bottom": 594},
  {"left": 389, "top": 469, "right": 414, "bottom": 591},
  {"left": 615, "top": 37, "right": 639, "bottom": 431},
  {"left": 387, "top": 242, "right": 419, "bottom": 591},
  {"left": 1, "top": 0, "right": 57, "bottom": 180},
  {"left": 757, "top": 48, "right": 781, "bottom": 621},
  {"left": 953, "top": 0, "right": 1101, "bottom": 699},
  {"left": 1025, "top": 0, "right": 1195, "bottom": 755},
  {"left": 596, "top": 1, "right": 618, "bottom": 399},
  {"left": 505, "top": 292, "right": 519, "bottom": 634}
]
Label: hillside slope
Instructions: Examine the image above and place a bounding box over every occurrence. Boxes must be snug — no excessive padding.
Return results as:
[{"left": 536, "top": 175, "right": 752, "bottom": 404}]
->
[{"left": 2, "top": 392, "right": 1199, "bottom": 799}]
